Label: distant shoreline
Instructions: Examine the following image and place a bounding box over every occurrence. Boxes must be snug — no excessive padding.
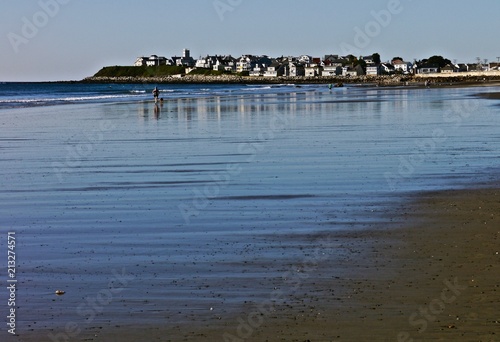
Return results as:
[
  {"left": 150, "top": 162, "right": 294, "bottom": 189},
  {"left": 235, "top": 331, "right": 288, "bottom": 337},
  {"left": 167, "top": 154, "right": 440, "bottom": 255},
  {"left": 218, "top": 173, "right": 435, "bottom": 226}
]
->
[{"left": 80, "top": 74, "right": 500, "bottom": 87}]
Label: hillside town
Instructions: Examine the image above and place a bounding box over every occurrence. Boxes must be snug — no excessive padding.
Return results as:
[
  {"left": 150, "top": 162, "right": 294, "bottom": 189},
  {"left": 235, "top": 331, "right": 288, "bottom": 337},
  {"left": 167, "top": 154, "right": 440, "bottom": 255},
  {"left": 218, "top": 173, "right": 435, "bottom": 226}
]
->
[{"left": 134, "top": 49, "right": 500, "bottom": 77}]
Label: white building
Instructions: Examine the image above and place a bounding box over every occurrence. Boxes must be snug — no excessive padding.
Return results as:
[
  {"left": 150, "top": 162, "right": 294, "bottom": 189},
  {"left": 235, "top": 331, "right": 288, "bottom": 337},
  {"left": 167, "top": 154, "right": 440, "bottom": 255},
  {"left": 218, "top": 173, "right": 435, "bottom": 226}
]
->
[
  {"left": 322, "top": 65, "right": 339, "bottom": 76},
  {"left": 236, "top": 55, "right": 258, "bottom": 73},
  {"left": 298, "top": 55, "right": 313, "bottom": 64},
  {"left": 135, "top": 55, "right": 167, "bottom": 67},
  {"left": 366, "top": 65, "right": 379, "bottom": 76},
  {"left": 149, "top": 55, "right": 168, "bottom": 66},
  {"left": 417, "top": 66, "right": 440, "bottom": 74},
  {"left": 392, "top": 59, "right": 413, "bottom": 74},
  {"left": 175, "top": 49, "right": 195, "bottom": 67},
  {"left": 264, "top": 62, "right": 285, "bottom": 77},
  {"left": 289, "top": 62, "right": 305, "bottom": 77},
  {"left": 305, "top": 65, "right": 322, "bottom": 77},
  {"left": 196, "top": 55, "right": 220, "bottom": 69},
  {"left": 134, "top": 57, "right": 147, "bottom": 66}
]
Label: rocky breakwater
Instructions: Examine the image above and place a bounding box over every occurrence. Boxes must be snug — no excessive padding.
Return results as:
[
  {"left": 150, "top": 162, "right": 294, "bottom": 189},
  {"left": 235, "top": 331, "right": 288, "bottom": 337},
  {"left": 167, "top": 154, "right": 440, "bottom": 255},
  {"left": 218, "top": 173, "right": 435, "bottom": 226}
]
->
[
  {"left": 415, "top": 74, "right": 500, "bottom": 86},
  {"left": 82, "top": 71, "right": 500, "bottom": 87},
  {"left": 82, "top": 74, "right": 410, "bottom": 86},
  {"left": 83, "top": 74, "right": 246, "bottom": 84}
]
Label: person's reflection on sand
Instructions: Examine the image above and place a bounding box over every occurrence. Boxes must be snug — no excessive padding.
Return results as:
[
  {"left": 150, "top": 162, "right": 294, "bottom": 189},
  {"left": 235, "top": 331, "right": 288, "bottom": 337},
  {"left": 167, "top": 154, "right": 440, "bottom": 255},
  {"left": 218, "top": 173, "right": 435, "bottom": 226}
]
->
[{"left": 154, "top": 103, "right": 161, "bottom": 120}]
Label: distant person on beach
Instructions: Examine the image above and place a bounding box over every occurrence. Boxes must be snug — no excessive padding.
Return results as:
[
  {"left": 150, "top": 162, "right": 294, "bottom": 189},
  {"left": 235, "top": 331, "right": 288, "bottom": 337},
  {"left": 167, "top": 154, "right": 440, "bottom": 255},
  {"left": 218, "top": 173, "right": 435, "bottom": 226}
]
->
[{"left": 152, "top": 87, "right": 160, "bottom": 103}]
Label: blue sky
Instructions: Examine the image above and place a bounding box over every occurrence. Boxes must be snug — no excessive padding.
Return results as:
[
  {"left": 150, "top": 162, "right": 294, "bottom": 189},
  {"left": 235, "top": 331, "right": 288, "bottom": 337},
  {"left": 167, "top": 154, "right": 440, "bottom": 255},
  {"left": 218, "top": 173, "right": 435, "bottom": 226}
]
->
[{"left": 1, "top": 0, "right": 499, "bottom": 81}]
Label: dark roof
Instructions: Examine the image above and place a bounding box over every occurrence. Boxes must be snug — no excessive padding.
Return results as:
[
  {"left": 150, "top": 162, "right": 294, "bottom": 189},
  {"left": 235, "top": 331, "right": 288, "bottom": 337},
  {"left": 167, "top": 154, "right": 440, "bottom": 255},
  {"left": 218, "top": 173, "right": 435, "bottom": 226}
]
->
[{"left": 417, "top": 64, "right": 439, "bottom": 69}]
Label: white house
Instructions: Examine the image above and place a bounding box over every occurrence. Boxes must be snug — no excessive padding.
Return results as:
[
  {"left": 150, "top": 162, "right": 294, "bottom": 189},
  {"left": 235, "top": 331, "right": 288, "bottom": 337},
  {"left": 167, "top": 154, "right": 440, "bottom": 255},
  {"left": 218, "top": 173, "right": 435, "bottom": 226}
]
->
[
  {"left": 392, "top": 59, "right": 413, "bottom": 74},
  {"left": 417, "top": 66, "right": 439, "bottom": 74},
  {"left": 195, "top": 56, "right": 211, "bottom": 69},
  {"left": 289, "top": 62, "right": 305, "bottom": 77},
  {"left": 380, "top": 63, "right": 395, "bottom": 74},
  {"left": 342, "top": 66, "right": 358, "bottom": 77},
  {"left": 322, "top": 65, "right": 340, "bottom": 76},
  {"left": 305, "top": 65, "right": 322, "bottom": 77},
  {"left": 250, "top": 64, "right": 266, "bottom": 76},
  {"left": 441, "top": 64, "right": 458, "bottom": 73},
  {"left": 218, "top": 55, "right": 237, "bottom": 72},
  {"left": 196, "top": 55, "right": 220, "bottom": 69},
  {"left": 264, "top": 62, "right": 285, "bottom": 77},
  {"left": 134, "top": 57, "right": 147, "bottom": 66},
  {"left": 298, "top": 55, "right": 313, "bottom": 64},
  {"left": 212, "top": 58, "right": 226, "bottom": 71},
  {"left": 489, "top": 62, "right": 500, "bottom": 71},
  {"left": 236, "top": 55, "right": 258, "bottom": 73},
  {"left": 366, "top": 65, "right": 380, "bottom": 76},
  {"left": 144, "top": 55, "right": 167, "bottom": 67}
]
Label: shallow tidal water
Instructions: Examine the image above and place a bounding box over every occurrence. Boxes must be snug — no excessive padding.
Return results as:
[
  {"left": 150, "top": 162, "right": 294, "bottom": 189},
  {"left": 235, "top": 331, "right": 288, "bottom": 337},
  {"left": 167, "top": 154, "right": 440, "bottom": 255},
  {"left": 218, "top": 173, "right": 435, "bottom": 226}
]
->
[{"left": 0, "top": 84, "right": 499, "bottom": 338}]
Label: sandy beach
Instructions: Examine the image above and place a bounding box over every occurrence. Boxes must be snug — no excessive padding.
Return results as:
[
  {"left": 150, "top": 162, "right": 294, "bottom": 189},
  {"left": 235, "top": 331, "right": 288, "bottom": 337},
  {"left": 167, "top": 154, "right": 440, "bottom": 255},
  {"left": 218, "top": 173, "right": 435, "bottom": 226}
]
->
[
  {"left": 2, "top": 84, "right": 499, "bottom": 342},
  {"left": 102, "top": 186, "right": 499, "bottom": 342},
  {"left": 235, "top": 187, "right": 500, "bottom": 342},
  {"left": 14, "top": 185, "right": 498, "bottom": 342}
]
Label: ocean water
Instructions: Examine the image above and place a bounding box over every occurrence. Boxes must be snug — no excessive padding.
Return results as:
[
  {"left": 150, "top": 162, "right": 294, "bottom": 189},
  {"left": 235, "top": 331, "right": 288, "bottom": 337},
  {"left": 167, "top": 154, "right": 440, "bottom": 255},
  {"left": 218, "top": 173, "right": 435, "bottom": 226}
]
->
[
  {"left": 0, "top": 82, "right": 499, "bottom": 337},
  {"left": 0, "top": 82, "right": 298, "bottom": 109}
]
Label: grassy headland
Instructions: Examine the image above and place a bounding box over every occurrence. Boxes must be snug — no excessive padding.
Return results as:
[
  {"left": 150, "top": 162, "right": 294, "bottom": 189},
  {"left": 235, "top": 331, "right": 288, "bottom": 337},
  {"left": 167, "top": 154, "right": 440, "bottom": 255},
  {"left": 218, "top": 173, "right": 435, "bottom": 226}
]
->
[{"left": 93, "top": 65, "right": 186, "bottom": 78}]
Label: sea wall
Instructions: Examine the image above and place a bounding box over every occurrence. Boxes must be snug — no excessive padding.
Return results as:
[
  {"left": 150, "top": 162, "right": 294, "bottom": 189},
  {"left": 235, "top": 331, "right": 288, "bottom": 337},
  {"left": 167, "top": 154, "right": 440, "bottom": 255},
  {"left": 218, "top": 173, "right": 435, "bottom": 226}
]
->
[{"left": 81, "top": 74, "right": 500, "bottom": 86}]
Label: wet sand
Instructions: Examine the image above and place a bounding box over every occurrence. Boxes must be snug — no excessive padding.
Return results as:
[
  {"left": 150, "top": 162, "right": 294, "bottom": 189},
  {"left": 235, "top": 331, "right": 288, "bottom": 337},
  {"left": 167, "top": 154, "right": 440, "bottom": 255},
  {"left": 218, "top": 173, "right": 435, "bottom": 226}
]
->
[
  {"left": 15, "top": 185, "right": 498, "bottom": 341},
  {"left": 476, "top": 92, "right": 500, "bottom": 100},
  {"left": 3, "top": 86, "right": 500, "bottom": 341},
  {"left": 147, "top": 186, "right": 500, "bottom": 342}
]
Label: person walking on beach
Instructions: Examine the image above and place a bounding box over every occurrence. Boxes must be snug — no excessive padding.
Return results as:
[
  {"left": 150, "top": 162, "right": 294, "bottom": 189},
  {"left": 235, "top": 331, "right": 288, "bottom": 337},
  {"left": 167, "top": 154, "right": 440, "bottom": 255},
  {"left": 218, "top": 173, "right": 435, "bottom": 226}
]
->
[{"left": 152, "top": 87, "right": 160, "bottom": 103}]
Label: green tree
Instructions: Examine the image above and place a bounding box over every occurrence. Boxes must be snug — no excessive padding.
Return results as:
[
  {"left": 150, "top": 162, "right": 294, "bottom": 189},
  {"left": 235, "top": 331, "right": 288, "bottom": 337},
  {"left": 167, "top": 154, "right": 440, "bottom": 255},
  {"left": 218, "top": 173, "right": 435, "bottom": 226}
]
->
[
  {"left": 346, "top": 55, "right": 358, "bottom": 64},
  {"left": 355, "top": 59, "right": 367, "bottom": 69},
  {"left": 420, "top": 55, "right": 451, "bottom": 68},
  {"left": 372, "top": 53, "right": 381, "bottom": 64}
]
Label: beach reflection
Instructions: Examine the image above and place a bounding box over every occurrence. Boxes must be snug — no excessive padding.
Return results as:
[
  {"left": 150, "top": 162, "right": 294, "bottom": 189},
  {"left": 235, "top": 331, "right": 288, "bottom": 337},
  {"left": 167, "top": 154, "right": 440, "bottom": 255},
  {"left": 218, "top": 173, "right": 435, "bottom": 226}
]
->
[
  {"left": 154, "top": 103, "right": 161, "bottom": 120},
  {"left": 127, "top": 87, "right": 421, "bottom": 133},
  {"left": 136, "top": 102, "right": 162, "bottom": 121},
  {"left": 144, "top": 88, "right": 413, "bottom": 128}
]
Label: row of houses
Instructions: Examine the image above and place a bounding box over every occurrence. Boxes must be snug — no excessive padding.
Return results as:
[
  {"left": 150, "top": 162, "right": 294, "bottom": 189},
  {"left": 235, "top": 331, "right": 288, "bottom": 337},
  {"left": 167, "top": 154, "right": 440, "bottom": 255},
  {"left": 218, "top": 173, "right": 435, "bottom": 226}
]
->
[
  {"left": 134, "top": 50, "right": 500, "bottom": 77},
  {"left": 135, "top": 49, "right": 196, "bottom": 68},
  {"left": 439, "top": 62, "right": 500, "bottom": 73}
]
